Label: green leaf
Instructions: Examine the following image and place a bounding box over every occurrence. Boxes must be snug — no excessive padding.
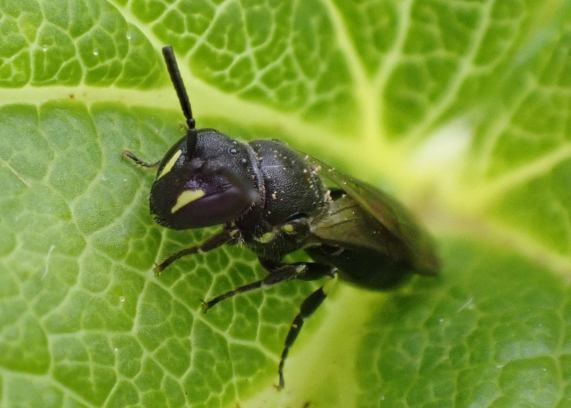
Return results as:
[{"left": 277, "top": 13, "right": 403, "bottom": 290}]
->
[{"left": 1, "top": 0, "right": 570, "bottom": 407}]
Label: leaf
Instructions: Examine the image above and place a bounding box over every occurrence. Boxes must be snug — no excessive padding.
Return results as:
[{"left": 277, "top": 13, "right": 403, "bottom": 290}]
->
[{"left": 1, "top": 0, "right": 570, "bottom": 407}]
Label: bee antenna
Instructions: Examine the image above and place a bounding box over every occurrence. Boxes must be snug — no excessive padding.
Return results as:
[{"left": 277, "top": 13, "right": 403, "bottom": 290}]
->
[{"left": 162, "top": 46, "right": 196, "bottom": 132}]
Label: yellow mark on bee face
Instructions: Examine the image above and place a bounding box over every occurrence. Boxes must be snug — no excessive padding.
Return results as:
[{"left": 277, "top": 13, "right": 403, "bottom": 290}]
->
[
  {"left": 281, "top": 224, "right": 294, "bottom": 234},
  {"left": 255, "top": 231, "right": 275, "bottom": 243},
  {"left": 171, "top": 189, "right": 205, "bottom": 213},
  {"left": 158, "top": 149, "right": 182, "bottom": 179}
]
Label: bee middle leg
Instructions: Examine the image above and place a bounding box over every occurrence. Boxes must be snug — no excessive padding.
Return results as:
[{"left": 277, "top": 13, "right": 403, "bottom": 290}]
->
[{"left": 201, "top": 262, "right": 335, "bottom": 311}]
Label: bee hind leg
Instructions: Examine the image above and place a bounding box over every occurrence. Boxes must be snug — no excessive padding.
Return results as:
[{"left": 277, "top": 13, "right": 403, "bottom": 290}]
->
[{"left": 277, "top": 271, "right": 337, "bottom": 390}]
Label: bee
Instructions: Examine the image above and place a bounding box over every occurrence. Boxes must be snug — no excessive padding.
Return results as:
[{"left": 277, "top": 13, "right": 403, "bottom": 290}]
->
[{"left": 123, "top": 46, "right": 439, "bottom": 389}]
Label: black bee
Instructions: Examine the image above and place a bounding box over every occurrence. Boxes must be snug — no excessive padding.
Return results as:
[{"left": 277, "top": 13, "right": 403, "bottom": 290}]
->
[{"left": 123, "top": 46, "right": 439, "bottom": 389}]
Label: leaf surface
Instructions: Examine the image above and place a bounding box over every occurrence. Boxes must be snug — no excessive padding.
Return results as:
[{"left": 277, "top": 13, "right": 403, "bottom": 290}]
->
[{"left": 1, "top": 1, "right": 570, "bottom": 407}]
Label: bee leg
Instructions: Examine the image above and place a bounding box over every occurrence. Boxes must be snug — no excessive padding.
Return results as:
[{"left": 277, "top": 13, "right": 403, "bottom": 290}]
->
[
  {"left": 122, "top": 150, "right": 161, "bottom": 168},
  {"left": 201, "top": 262, "right": 334, "bottom": 311},
  {"left": 154, "top": 228, "right": 237, "bottom": 274},
  {"left": 277, "top": 271, "right": 337, "bottom": 390}
]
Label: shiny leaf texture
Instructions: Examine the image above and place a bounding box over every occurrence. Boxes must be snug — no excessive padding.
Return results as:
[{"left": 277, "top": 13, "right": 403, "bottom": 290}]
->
[{"left": 1, "top": 0, "right": 570, "bottom": 407}]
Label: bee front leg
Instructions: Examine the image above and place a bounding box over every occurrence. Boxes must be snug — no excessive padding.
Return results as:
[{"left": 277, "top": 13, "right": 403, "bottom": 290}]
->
[{"left": 154, "top": 228, "right": 237, "bottom": 274}]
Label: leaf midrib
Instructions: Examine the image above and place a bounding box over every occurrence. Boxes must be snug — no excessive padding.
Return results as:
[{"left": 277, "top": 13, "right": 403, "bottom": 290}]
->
[{"left": 3, "top": 81, "right": 568, "bottom": 280}]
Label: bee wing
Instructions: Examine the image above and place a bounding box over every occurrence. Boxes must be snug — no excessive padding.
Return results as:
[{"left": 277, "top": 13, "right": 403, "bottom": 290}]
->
[
  {"left": 310, "top": 193, "right": 409, "bottom": 260},
  {"left": 308, "top": 157, "right": 439, "bottom": 276}
]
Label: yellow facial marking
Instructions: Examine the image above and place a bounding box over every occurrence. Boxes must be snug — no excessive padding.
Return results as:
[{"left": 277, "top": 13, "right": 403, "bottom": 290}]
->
[
  {"left": 255, "top": 231, "right": 275, "bottom": 243},
  {"left": 158, "top": 149, "right": 182, "bottom": 179},
  {"left": 281, "top": 224, "right": 295, "bottom": 234},
  {"left": 171, "top": 189, "right": 205, "bottom": 213}
]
